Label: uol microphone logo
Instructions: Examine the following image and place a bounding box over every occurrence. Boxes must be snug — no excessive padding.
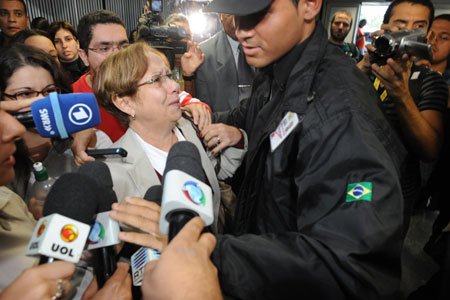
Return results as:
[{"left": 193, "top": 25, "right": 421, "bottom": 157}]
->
[
  {"left": 182, "top": 181, "right": 206, "bottom": 206},
  {"left": 68, "top": 103, "right": 92, "bottom": 126},
  {"left": 60, "top": 224, "right": 78, "bottom": 242},
  {"left": 88, "top": 221, "right": 105, "bottom": 244},
  {"left": 37, "top": 221, "right": 46, "bottom": 237}
]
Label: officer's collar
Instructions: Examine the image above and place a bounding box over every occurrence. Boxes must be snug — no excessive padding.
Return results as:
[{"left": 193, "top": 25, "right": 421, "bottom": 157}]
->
[{"left": 271, "top": 26, "right": 315, "bottom": 90}]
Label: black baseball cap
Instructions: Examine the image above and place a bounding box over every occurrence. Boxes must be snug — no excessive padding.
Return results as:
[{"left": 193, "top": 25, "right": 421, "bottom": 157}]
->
[{"left": 203, "top": 0, "right": 273, "bottom": 16}]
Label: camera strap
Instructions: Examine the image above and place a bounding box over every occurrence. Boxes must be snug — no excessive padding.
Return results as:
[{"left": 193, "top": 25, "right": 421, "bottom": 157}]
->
[{"left": 373, "top": 75, "right": 388, "bottom": 102}]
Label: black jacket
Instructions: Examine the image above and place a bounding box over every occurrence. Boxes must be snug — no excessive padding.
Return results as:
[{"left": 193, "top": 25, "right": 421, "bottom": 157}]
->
[{"left": 213, "top": 24, "right": 407, "bottom": 299}]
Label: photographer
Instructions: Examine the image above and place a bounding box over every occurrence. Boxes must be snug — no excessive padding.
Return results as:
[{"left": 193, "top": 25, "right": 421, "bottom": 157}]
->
[
  {"left": 163, "top": 14, "right": 204, "bottom": 97},
  {"left": 140, "top": 2, "right": 205, "bottom": 97},
  {"left": 357, "top": 0, "right": 448, "bottom": 210}
]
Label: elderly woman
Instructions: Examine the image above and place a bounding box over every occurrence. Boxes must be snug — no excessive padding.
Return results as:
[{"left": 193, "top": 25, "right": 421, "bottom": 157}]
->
[{"left": 93, "top": 42, "right": 246, "bottom": 232}]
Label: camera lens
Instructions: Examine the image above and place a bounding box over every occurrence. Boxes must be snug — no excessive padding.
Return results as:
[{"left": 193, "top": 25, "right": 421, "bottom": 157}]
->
[{"left": 375, "top": 35, "right": 392, "bottom": 55}]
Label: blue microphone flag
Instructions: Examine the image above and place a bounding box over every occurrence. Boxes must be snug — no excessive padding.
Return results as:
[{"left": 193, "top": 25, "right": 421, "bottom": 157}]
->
[{"left": 31, "top": 92, "right": 101, "bottom": 139}]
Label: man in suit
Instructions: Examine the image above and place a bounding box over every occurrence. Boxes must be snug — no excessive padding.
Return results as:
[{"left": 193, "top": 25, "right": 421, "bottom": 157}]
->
[{"left": 195, "top": 13, "right": 254, "bottom": 113}]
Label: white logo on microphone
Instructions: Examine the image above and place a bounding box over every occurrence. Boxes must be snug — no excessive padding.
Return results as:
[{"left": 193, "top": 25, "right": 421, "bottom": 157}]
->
[{"left": 68, "top": 104, "right": 92, "bottom": 126}]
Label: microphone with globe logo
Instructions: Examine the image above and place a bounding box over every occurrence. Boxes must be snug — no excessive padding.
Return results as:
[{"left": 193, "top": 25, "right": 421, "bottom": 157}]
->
[
  {"left": 88, "top": 222, "right": 105, "bottom": 244},
  {"left": 160, "top": 141, "right": 214, "bottom": 241}
]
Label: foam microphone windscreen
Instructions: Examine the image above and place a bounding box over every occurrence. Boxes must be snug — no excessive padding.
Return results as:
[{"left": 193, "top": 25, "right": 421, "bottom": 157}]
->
[
  {"left": 163, "top": 141, "right": 205, "bottom": 184},
  {"left": 78, "top": 161, "right": 117, "bottom": 212},
  {"left": 79, "top": 161, "right": 113, "bottom": 190},
  {"left": 144, "top": 185, "right": 162, "bottom": 206},
  {"left": 31, "top": 93, "right": 100, "bottom": 139},
  {"left": 43, "top": 173, "right": 99, "bottom": 224}
]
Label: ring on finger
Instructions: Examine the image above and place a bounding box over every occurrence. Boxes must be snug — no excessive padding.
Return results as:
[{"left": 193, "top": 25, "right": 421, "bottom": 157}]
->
[
  {"left": 216, "top": 137, "right": 221, "bottom": 145},
  {"left": 52, "top": 279, "right": 68, "bottom": 300}
]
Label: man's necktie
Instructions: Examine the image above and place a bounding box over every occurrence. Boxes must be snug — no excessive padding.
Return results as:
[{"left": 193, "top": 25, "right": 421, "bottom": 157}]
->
[{"left": 237, "top": 45, "right": 255, "bottom": 102}]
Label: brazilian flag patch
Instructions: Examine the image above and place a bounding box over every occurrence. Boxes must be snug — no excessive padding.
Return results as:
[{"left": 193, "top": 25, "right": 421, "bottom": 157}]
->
[{"left": 346, "top": 182, "right": 372, "bottom": 202}]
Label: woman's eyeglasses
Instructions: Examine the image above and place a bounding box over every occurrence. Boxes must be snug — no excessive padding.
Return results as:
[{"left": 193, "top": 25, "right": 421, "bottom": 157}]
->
[
  {"left": 137, "top": 73, "right": 173, "bottom": 89},
  {"left": 3, "top": 87, "right": 61, "bottom": 100}
]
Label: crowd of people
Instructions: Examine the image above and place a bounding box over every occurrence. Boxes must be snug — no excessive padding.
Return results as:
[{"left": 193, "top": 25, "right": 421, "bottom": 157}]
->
[{"left": 0, "top": 0, "right": 449, "bottom": 299}]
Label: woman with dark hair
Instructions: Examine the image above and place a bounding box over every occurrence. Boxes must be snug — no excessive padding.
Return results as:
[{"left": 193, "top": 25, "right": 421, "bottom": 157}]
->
[
  {"left": 0, "top": 107, "right": 130, "bottom": 299},
  {"left": 11, "top": 29, "right": 60, "bottom": 63},
  {"left": 49, "top": 21, "right": 89, "bottom": 82},
  {"left": 0, "top": 44, "right": 73, "bottom": 199}
]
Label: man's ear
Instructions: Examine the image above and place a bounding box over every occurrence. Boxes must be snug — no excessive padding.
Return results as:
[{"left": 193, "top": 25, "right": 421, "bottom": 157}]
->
[
  {"left": 301, "top": 0, "right": 323, "bottom": 22},
  {"left": 112, "top": 94, "right": 135, "bottom": 117},
  {"left": 79, "top": 48, "right": 90, "bottom": 67}
]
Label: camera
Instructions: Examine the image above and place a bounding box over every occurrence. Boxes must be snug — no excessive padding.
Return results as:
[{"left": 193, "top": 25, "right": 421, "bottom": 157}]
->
[
  {"left": 370, "top": 29, "right": 433, "bottom": 65},
  {"left": 137, "top": 0, "right": 187, "bottom": 69}
]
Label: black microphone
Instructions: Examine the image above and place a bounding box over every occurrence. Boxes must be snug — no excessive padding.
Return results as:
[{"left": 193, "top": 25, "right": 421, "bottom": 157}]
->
[
  {"left": 123, "top": 185, "right": 163, "bottom": 295},
  {"left": 79, "top": 161, "right": 114, "bottom": 191},
  {"left": 26, "top": 173, "right": 99, "bottom": 264},
  {"left": 119, "top": 185, "right": 163, "bottom": 261},
  {"left": 79, "top": 161, "right": 118, "bottom": 288},
  {"left": 144, "top": 185, "right": 162, "bottom": 206},
  {"left": 160, "top": 141, "right": 214, "bottom": 241}
]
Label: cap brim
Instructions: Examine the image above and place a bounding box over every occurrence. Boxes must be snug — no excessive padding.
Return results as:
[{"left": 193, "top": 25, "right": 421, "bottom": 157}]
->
[{"left": 203, "top": 0, "right": 272, "bottom": 16}]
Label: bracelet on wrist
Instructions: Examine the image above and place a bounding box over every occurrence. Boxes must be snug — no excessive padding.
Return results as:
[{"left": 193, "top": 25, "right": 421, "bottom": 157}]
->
[{"left": 183, "top": 74, "right": 196, "bottom": 81}]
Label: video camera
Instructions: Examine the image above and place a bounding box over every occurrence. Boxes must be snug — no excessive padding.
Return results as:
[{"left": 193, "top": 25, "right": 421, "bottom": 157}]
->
[
  {"left": 137, "top": 0, "right": 188, "bottom": 69},
  {"left": 370, "top": 29, "right": 433, "bottom": 65}
]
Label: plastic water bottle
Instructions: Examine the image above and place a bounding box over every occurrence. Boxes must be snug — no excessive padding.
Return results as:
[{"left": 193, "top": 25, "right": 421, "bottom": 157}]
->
[
  {"left": 43, "top": 138, "right": 78, "bottom": 179},
  {"left": 32, "top": 162, "right": 56, "bottom": 207}
]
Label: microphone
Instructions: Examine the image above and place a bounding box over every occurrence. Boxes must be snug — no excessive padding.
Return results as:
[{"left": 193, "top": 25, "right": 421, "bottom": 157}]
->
[
  {"left": 129, "top": 185, "right": 163, "bottom": 287},
  {"left": 30, "top": 92, "right": 100, "bottom": 139},
  {"left": 26, "top": 173, "right": 98, "bottom": 264},
  {"left": 144, "top": 185, "right": 162, "bottom": 206},
  {"left": 119, "top": 185, "right": 163, "bottom": 261},
  {"left": 79, "top": 161, "right": 119, "bottom": 288},
  {"left": 159, "top": 141, "right": 214, "bottom": 241},
  {"left": 13, "top": 111, "right": 35, "bottom": 129}
]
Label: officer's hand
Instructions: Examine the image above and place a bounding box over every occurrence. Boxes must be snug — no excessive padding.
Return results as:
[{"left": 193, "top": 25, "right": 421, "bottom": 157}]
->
[{"left": 201, "top": 123, "right": 243, "bottom": 155}]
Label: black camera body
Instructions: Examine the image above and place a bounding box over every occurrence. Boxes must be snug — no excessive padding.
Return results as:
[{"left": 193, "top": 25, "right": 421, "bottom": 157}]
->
[
  {"left": 137, "top": 0, "right": 187, "bottom": 69},
  {"left": 137, "top": 22, "right": 187, "bottom": 55},
  {"left": 370, "top": 29, "right": 433, "bottom": 65}
]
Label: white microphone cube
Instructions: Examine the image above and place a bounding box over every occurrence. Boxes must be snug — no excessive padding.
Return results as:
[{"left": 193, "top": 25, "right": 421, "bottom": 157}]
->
[
  {"left": 159, "top": 170, "right": 214, "bottom": 235},
  {"left": 87, "top": 211, "right": 121, "bottom": 250},
  {"left": 26, "top": 214, "right": 90, "bottom": 263}
]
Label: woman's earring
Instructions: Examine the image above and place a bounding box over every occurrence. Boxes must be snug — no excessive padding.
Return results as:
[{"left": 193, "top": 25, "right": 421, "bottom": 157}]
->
[{"left": 131, "top": 114, "right": 136, "bottom": 120}]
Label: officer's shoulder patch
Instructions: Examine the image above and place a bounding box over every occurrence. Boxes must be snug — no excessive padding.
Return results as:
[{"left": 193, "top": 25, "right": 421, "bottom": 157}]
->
[{"left": 346, "top": 182, "right": 372, "bottom": 202}]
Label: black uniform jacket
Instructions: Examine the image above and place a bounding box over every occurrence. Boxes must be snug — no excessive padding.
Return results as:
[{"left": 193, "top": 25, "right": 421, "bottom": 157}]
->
[{"left": 212, "top": 24, "right": 407, "bottom": 300}]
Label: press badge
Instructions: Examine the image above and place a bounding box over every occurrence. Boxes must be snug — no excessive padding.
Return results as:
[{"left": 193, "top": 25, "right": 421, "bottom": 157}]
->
[
  {"left": 410, "top": 71, "right": 421, "bottom": 80},
  {"left": 270, "top": 111, "right": 300, "bottom": 152}
]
